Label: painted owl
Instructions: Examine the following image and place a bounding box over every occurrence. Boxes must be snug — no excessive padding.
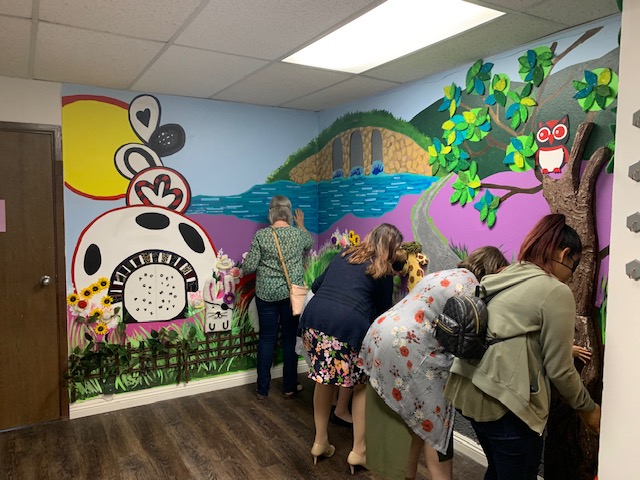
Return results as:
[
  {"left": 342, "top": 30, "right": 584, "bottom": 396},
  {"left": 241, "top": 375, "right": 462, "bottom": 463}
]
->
[{"left": 535, "top": 116, "right": 570, "bottom": 174}]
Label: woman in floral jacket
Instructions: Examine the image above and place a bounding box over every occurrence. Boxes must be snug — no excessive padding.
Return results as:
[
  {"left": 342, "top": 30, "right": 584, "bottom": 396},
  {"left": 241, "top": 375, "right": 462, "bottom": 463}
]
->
[{"left": 360, "top": 246, "right": 508, "bottom": 480}]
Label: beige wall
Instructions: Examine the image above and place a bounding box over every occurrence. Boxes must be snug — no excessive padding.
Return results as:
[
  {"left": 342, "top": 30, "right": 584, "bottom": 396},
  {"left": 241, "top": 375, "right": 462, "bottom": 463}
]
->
[
  {"left": 599, "top": 3, "right": 640, "bottom": 478},
  {"left": 0, "top": 76, "right": 61, "bottom": 126}
]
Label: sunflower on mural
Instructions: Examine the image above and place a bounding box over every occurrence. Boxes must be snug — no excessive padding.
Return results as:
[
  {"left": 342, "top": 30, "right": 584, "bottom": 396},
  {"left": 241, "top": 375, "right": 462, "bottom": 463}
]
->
[
  {"left": 67, "top": 278, "right": 123, "bottom": 339},
  {"left": 330, "top": 228, "right": 361, "bottom": 248}
]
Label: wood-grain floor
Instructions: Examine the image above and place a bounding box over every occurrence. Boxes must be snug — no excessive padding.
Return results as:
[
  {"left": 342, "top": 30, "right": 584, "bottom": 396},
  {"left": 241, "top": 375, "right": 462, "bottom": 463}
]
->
[{"left": 0, "top": 374, "right": 485, "bottom": 479}]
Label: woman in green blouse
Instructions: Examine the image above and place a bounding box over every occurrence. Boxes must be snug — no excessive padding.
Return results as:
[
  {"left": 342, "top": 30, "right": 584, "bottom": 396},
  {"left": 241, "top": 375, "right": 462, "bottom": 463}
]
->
[{"left": 243, "top": 195, "right": 313, "bottom": 399}]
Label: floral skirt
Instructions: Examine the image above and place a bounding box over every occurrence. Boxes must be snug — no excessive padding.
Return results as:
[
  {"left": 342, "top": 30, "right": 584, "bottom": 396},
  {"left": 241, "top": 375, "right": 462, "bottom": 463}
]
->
[{"left": 302, "top": 328, "right": 366, "bottom": 387}]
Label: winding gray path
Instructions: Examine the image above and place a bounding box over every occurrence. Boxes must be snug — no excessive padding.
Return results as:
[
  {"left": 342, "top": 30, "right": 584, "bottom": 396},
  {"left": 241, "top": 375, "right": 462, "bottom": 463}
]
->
[{"left": 412, "top": 173, "right": 462, "bottom": 273}]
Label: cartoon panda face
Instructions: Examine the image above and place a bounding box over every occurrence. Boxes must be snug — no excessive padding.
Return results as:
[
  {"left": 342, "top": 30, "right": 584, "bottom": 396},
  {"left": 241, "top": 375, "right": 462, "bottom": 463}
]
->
[{"left": 72, "top": 205, "right": 215, "bottom": 323}]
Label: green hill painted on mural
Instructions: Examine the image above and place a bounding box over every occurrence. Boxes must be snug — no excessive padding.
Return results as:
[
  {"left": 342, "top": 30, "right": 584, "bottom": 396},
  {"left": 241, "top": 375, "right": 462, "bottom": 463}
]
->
[{"left": 267, "top": 110, "right": 431, "bottom": 182}]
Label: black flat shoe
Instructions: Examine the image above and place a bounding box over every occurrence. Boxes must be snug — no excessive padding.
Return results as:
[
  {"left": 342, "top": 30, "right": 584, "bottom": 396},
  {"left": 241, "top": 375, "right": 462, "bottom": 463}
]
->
[{"left": 330, "top": 412, "right": 353, "bottom": 427}]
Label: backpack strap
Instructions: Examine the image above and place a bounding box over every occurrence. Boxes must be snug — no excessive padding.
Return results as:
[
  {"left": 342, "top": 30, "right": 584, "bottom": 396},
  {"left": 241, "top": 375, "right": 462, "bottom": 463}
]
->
[
  {"left": 475, "top": 284, "right": 498, "bottom": 304},
  {"left": 477, "top": 282, "right": 530, "bottom": 348}
]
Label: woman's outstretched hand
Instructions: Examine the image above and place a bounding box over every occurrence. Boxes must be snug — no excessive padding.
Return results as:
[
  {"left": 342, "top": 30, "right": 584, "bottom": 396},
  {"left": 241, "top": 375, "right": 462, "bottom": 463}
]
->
[
  {"left": 294, "top": 209, "right": 307, "bottom": 230},
  {"left": 572, "top": 345, "right": 592, "bottom": 363}
]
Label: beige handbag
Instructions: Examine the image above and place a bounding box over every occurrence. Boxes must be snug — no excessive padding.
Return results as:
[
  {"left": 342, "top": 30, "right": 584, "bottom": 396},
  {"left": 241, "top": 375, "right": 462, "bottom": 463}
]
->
[{"left": 272, "top": 228, "right": 309, "bottom": 316}]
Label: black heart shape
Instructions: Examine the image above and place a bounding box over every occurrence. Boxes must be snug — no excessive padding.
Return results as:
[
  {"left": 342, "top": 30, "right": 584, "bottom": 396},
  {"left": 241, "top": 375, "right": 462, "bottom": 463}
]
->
[{"left": 136, "top": 109, "right": 151, "bottom": 128}]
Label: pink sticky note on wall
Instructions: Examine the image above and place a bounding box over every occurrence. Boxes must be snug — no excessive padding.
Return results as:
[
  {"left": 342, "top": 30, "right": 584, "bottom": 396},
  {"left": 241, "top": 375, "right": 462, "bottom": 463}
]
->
[{"left": 0, "top": 200, "right": 5, "bottom": 232}]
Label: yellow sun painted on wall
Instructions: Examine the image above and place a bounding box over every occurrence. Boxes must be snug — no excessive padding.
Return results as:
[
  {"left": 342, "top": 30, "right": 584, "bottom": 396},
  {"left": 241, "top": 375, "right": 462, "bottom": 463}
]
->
[{"left": 62, "top": 95, "right": 139, "bottom": 199}]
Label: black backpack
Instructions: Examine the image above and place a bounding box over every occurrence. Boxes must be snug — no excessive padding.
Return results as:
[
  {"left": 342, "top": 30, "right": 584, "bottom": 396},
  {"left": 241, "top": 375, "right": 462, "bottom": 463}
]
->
[{"left": 435, "top": 286, "right": 491, "bottom": 359}]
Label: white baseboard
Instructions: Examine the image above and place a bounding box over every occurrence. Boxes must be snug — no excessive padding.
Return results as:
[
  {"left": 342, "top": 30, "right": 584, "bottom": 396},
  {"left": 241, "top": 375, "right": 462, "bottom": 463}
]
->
[
  {"left": 453, "top": 431, "right": 488, "bottom": 467},
  {"left": 70, "top": 359, "right": 309, "bottom": 419}
]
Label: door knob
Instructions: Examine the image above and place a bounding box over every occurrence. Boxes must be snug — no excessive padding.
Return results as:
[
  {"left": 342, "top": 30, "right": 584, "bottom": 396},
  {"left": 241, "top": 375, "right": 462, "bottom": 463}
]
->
[{"left": 40, "top": 275, "right": 52, "bottom": 287}]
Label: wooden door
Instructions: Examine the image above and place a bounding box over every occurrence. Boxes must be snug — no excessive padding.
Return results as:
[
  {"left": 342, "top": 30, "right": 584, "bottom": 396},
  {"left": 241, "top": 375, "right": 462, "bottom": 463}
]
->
[{"left": 0, "top": 122, "right": 67, "bottom": 431}]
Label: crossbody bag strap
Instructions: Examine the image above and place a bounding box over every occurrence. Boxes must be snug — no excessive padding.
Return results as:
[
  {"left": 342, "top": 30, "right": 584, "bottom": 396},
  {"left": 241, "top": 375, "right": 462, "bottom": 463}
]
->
[
  {"left": 271, "top": 227, "right": 292, "bottom": 291},
  {"left": 481, "top": 274, "right": 545, "bottom": 347}
]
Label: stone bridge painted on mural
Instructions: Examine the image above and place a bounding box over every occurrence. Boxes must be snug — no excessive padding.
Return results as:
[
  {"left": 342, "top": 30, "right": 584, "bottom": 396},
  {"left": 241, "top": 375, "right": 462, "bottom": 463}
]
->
[{"left": 289, "top": 127, "right": 432, "bottom": 183}]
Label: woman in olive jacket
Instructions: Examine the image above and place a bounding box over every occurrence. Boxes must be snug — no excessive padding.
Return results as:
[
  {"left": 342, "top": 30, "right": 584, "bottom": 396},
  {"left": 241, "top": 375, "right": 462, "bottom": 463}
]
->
[{"left": 444, "top": 214, "right": 600, "bottom": 480}]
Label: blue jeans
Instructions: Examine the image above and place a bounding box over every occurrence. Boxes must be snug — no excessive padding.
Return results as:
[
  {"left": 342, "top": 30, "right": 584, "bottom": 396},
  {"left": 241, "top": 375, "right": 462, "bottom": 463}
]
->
[
  {"left": 255, "top": 297, "right": 299, "bottom": 396},
  {"left": 469, "top": 411, "right": 543, "bottom": 480}
]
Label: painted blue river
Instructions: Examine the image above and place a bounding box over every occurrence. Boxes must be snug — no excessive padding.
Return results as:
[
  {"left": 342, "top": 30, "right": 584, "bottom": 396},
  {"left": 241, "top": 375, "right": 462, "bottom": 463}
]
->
[{"left": 188, "top": 173, "right": 438, "bottom": 234}]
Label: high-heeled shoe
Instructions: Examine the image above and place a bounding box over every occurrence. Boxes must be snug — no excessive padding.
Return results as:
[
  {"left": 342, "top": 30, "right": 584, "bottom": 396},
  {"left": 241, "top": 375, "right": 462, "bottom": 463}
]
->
[
  {"left": 310, "top": 442, "right": 335, "bottom": 465},
  {"left": 347, "top": 451, "right": 366, "bottom": 475}
]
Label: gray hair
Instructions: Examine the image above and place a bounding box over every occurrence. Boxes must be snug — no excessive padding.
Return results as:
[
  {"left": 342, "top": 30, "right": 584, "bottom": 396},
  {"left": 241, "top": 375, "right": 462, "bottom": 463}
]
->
[{"left": 268, "top": 195, "right": 292, "bottom": 224}]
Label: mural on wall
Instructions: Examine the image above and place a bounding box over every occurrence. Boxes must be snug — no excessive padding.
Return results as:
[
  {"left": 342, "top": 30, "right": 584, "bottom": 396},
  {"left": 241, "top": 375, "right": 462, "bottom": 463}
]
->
[
  {"left": 63, "top": 94, "right": 253, "bottom": 402},
  {"left": 268, "top": 26, "right": 616, "bottom": 480},
  {"left": 67, "top": 94, "right": 217, "bottom": 326},
  {"left": 61, "top": 19, "right": 618, "bottom": 477}
]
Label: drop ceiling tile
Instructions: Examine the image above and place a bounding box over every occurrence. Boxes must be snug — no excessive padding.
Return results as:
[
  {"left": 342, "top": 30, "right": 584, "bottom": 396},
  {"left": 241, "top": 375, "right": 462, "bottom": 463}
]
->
[
  {"left": 0, "top": 16, "right": 31, "bottom": 77},
  {"left": 34, "top": 23, "right": 163, "bottom": 89},
  {"left": 132, "top": 46, "right": 268, "bottom": 98},
  {"left": 470, "top": 0, "right": 546, "bottom": 10},
  {"left": 176, "top": 0, "right": 380, "bottom": 60},
  {"left": 282, "top": 76, "right": 401, "bottom": 111},
  {"left": 365, "top": 13, "right": 566, "bottom": 83},
  {"left": 527, "top": 0, "right": 619, "bottom": 26},
  {"left": 39, "top": 0, "right": 201, "bottom": 41},
  {"left": 212, "top": 62, "right": 353, "bottom": 107},
  {"left": 0, "top": 0, "right": 32, "bottom": 17}
]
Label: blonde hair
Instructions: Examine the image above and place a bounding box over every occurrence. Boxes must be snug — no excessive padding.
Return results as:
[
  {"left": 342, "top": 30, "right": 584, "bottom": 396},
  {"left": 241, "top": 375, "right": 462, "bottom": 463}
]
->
[
  {"left": 458, "top": 246, "right": 509, "bottom": 281},
  {"left": 343, "top": 223, "right": 403, "bottom": 279},
  {"left": 268, "top": 195, "right": 292, "bottom": 224}
]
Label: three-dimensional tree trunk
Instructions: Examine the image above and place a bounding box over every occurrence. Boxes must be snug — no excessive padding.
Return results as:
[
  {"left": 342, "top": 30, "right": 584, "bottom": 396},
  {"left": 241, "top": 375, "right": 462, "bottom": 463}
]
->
[{"left": 541, "top": 121, "right": 611, "bottom": 480}]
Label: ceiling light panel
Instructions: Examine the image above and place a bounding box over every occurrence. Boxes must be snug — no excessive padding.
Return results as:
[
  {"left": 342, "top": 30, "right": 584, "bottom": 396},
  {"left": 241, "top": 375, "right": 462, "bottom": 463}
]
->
[{"left": 283, "top": 0, "right": 504, "bottom": 73}]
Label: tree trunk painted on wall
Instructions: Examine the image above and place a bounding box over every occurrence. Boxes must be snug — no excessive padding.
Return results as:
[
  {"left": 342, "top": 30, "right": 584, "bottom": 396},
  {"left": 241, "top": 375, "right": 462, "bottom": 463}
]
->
[{"left": 541, "top": 121, "right": 611, "bottom": 480}]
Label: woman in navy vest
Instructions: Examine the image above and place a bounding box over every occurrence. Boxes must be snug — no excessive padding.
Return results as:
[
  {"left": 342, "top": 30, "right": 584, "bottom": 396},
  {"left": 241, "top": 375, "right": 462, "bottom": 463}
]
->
[{"left": 300, "top": 223, "right": 403, "bottom": 473}]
